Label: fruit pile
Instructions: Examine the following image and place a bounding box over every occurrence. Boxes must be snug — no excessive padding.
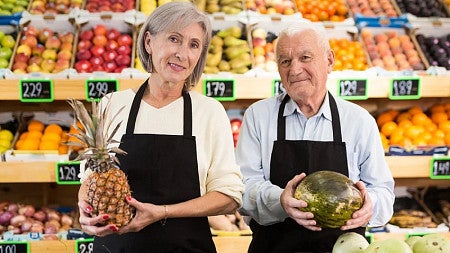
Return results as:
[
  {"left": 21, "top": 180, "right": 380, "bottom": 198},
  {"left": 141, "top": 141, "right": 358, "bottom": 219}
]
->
[
  {"left": 361, "top": 29, "right": 425, "bottom": 71},
  {"left": 415, "top": 32, "right": 450, "bottom": 70},
  {"left": 251, "top": 27, "right": 277, "bottom": 72},
  {"left": 14, "top": 120, "right": 69, "bottom": 154},
  {"left": 28, "top": 0, "right": 83, "bottom": 15},
  {"left": 74, "top": 24, "right": 133, "bottom": 73},
  {"left": 0, "top": 129, "right": 14, "bottom": 153},
  {"left": 204, "top": 26, "right": 252, "bottom": 74},
  {"left": 84, "top": 0, "right": 135, "bottom": 12},
  {"left": 205, "top": 0, "right": 244, "bottom": 14},
  {"left": 245, "top": 0, "right": 296, "bottom": 15},
  {"left": 329, "top": 37, "right": 369, "bottom": 71},
  {"left": 0, "top": 31, "right": 16, "bottom": 69},
  {"left": 0, "top": 0, "right": 28, "bottom": 15},
  {"left": 11, "top": 25, "right": 75, "bottom": 74},
  {"left": 377, "top": 102, "right": 450, "bottom": 151},
  {"left": 332, "top": 232, "right": 450, "bottom": 253},
  {"left": 346, "top": 0, "right": 398, "bottom": 17},
  {"left": 395, "top": 0, "right": 449, "bottom": 18},
  {"left": 139, "top": 0, "right": 173, "bottom": 15},
  {"left": 389, "top": 209, "right": 436, "bottom": 228},
  {"left": 294, "top": 0, "right": 349, "bottom": 22}
]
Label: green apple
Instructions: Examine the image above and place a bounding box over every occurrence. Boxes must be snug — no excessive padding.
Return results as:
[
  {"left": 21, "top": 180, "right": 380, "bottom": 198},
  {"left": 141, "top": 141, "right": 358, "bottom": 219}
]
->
[
  {"left": 1, "top": 35, "right": 16, "bottom": 48},
  {"left": 0, "top": 129, "right": 14, "bottom": 141},
  {"left": 0, "top": 47, "right": 13, "bottom": 60},
  {"left": 0, "top": 58, "right": 8, "bottom": 68},
  {"left": 0, "top": 31, "right": 4, "bottom": 41}
]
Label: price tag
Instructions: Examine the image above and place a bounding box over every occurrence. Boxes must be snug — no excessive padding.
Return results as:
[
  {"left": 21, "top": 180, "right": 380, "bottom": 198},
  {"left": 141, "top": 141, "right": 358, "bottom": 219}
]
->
[
  {"left": 0, "top": 241, "right": 30, "bottom": 253},
  {"left": 19, "top": 79, "right": 54, "bottom": 102},
  {"left": 272, "top": 79, "right": 286, "bottom": 96},
  {"left": 430, "top": 156, "right": 450, "bottom": 179},
  {"left": 337, "top": 78, "right": 368, "bottom": 100},
  {"left": 76, "top": 238, "right": 94, "bottom": 253},
  {"left": 56, "top": 161, "right": 81, "bottom": 185},
  {"left": 389, "top": 77, "right": 421, "bottom": 100},
  {"left": 85, "top": 79, "right": 118, "bottom": 101},
  {"left": 203, "top": 79, "right": 235, "bottom": 101}
]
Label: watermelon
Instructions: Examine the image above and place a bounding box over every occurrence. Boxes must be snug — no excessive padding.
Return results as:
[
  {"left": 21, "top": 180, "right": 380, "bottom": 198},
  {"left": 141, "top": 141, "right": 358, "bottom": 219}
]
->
[{"left": 294, "top": 170, "right": 363, "bottom": 228}]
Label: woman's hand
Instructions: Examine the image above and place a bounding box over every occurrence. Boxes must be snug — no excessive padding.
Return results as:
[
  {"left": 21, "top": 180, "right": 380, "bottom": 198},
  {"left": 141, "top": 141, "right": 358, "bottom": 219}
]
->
[
  {"left": 341, "top": 181, "right": 373, "bottom": 230},
  {"left": 280, "top": 173, "right": 321, "bottom": 231},
  {"left": 78, "top": 200, "right": 118, "bottom": 237},
  {"left": 117, "top": 196, "right": 166, "bottom": 234}
]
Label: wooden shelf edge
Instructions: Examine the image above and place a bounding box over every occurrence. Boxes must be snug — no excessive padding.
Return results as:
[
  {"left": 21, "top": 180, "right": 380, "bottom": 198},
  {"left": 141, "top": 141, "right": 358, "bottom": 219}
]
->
[{"left": 0, "top": 75, "right": 448, "bottom": 100}]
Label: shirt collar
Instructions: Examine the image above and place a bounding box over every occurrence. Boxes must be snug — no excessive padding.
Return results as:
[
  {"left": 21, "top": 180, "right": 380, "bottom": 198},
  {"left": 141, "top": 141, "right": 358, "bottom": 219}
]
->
[{"left": 281, "top": 92, "right": 333, "bottom": 121}]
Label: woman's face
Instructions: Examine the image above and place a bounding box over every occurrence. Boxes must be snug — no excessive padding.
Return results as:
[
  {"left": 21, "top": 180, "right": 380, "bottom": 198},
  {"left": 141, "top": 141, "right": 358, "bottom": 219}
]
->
[{"left": 146, "top": 22, "right": 204, "bottom": 86}]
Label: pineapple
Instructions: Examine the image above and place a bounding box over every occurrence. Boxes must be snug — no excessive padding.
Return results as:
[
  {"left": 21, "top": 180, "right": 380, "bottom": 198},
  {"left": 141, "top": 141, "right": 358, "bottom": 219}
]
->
[{"left": 66, "top": 98, "right": 134, "bottom": 228}]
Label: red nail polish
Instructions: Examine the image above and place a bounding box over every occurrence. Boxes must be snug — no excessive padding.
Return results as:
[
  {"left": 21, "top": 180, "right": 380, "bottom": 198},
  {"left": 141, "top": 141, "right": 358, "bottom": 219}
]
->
[
  {"left": 86, "top": 206, "right": 92, "bottom": 212},
  {"left": 110, "top": 226, "right": 118, "bottom": 232},
  {"left": 103, "top": 215, "right": 109, "bottom": 220},
  {"left": 126, "top": 196, "right": 131, "bottom": 201}
]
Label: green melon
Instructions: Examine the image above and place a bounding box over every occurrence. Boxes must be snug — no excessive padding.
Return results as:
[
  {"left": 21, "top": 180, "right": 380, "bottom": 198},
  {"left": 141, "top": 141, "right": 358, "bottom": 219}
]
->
[
  {"left": 332, "top": 232, "right": 369, "bottom": 253},
  {"left": 294, "top": 170, "right": 363, "bottom": 228}
]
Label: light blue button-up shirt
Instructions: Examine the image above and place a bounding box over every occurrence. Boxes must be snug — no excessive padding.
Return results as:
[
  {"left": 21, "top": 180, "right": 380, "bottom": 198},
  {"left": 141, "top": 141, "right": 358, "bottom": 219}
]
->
[{"left": 235, "top": 92, "right": 395, "bottom": 227}]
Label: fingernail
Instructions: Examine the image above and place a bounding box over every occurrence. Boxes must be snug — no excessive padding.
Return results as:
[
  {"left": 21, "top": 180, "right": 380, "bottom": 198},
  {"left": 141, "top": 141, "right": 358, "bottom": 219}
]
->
[
  {"left": 110, "top": 226, "right": 118, "bottom": 232},
  {"left": 126, "top": 196, "right": 131, "bottom": 201},
  {"left": 86, "top": 206, "right": 92, "bottom": 212},
  {"left": 102, "top": 215, "right": 109, "bottom": 220}
]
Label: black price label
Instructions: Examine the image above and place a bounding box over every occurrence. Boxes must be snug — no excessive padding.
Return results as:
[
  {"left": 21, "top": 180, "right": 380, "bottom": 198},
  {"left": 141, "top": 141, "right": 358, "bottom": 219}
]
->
[
  {"left": 56, "top": 161, "right": 81, "bottom": 185},
  {"left": 389, "top": 78, "right": 421, "bottom": 100},
  {"left": 19, "top": 79, "right": 54, "bottom": 102},
  {"left": 337, "top": 79, "right": 368, "bottom": 100},
  {"left": 272, "top": 79, "right": 286, "bottom": 96},
  {"left": 430, "top": 157, "right": 450, "bottom": 179},
  {"left": 85, "top": 79, "right": 118, "bottom": 101},
  {"left": 0, "top": 242, "right": 29, "bottom": 253},
  {"left": 76, "top": 238, "right": 94, "bottom": 253},
  {"left": 203, "top": 79, "right": 235, "bottom": 101}
]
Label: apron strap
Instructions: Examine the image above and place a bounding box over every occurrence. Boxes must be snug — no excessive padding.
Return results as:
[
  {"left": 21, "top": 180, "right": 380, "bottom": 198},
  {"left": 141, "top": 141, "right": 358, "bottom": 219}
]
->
[
  {"left": 125, "top": 80, "right": 193, "bottom": 137},
  {"left": 277, "top": 91, "right": 343, "bottom": 142}
]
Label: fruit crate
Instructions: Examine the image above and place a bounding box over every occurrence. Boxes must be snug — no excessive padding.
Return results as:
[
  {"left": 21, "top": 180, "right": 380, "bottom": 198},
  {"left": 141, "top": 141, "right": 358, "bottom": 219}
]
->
[
  {"left": 244, "top": 0, "right": 298, "bottom": 16},
  {"left": 70, "top": 13, "right": 137, "bottom": 79},
  {"left": 204, "top": 0, "right": 245, "bottom": 15},
  {"left": 409, "top": 19, "right": 450, "bottom": 70},
  {"left": 347, "top": 0, "right": 402, "bottom": 18},
  {"left": 26, "top": 0, "right": 82, "bottom": 16},
  {"left": 359, "top": 26, "right": 428, "bottom": 72},
  {"left": 293, "top": 0, "right": 355, "bottom": 25},
  {"left": 5, "top": 13, "right": 78, "bottom": 80},
  {"left": 80, "top": 0, "right": 137, "bottom": 13},
  {"left": 393, "top": 0, "right": 450, "bottom": 19}
]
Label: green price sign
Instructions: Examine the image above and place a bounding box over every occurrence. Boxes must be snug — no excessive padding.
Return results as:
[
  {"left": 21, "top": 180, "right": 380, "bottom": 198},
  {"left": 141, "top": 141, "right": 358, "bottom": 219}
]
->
[
  {"left": 85, "top": 79, "right": 118, "bottom": 101},
  {"left": 337, "top": 78, "right": 368, "bottom": 100},
  {"left": 0, "top": 241, "right": 30, "bottom": 253},
  {"left": 389, "top": 77, "right": 421, "bottom": 100},
  {"left": 203, "top": 79, "right": 235, "bottom": 101},
  {"left": 56, "top": 161, "right": 81, "bottom": 185},
  {"left": 430, "top": 156, "right": 450, "bottom": 179},
  {"left": 272, "top": 79, "right": 285, "bottom": 96},
  {"left": 19, "top": 79, "right": 54, "bottom": 102},
  {"left": 76, "top": 238, "right": 94, "bottom": 253}
]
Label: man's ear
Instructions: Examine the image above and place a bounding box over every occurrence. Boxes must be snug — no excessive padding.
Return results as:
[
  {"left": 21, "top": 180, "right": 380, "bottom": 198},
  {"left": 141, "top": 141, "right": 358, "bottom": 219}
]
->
[{"left": 327, "top": 49, "right": 335, "bottom": 74}]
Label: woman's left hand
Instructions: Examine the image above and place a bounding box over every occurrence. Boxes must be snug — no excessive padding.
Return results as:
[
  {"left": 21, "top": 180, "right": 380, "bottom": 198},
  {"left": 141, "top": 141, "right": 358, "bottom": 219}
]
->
[
  {"left": 117, "top": 196, "right": 166, "bottom": 234},
  {"left": 341, "top": 181, "right": 373, "bottom": 230}
]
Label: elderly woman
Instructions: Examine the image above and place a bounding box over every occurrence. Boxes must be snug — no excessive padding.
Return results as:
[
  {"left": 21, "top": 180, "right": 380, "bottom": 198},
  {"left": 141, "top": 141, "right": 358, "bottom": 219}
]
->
[{"left": 77, "top": 2, "right": 244, "bottom": 252}]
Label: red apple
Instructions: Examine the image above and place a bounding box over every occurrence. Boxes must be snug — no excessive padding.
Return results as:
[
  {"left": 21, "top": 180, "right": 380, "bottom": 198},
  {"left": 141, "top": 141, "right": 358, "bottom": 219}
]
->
[
  {"left": 38, "top": 28, "right": 54, "bottom": 44},
  {"left": 117, "top": 34, "right": 132, "bottom": 46},
  {"left": 74, "top": 60, "right": 92, "bottom": 72},
  {"left": 103, "top": 50, "right": 118, "bottom": 62},
  {"left": 91, "top": 64, "right": 105, "bottom": 72},
  {"left": 79, "top": 30, "right": 94, "bottom": 41},
  {"left": 23, "top": 26, "right": 38, "bottom": 37},
  {"left": 93, "top": 24, "right": 107, "bottom": 36},
  {"left": 90, "top": 56, "right": 104, "bottom": 66},
  {"left": 57, "top": 50, "right": 72, "bottom": 61},
  {"left": 114, "top": 65, "right": 126, "bottom": 73},
  {"left": 60, "top": 42, "right": 73, "bottom": 51},
  {"left": 103, "top": 61, "right": 117, "bottom": 72},
  {"left": 115, "top": 54, "right": 131, "bottom": 66},
  {"left": 32, "top": 44, "right": 46, "bottom": 56},
  {"left": 20, "top": 35, "right": 38, "bottom": 48},
  {"left": 45, "top": 36, "right": 62, "bottom": 50},
  {"left": 105, "top": 40, "right": 119, "bottom": 51},
  {"left": 29, "top": 55, "right": 43, "bottom": 66},
  {"left": 12, "top": 61, "right": 28, "bottom": 71},
  {"left": 77, "top": 39, "right": 92, "bottom": 51},
  {"left": 58, "top": 32, "right": 74, "bottom": 44},
  {"left": 117, "top": 45, "right": 131, "bottom": 55},
  {"left": 14, "top": 52, "right": 30, "bottom": 63},
  {"left": 76, "top": 49, "right": 92, "bottom": 60},
  {"left": 106, "top": 28, "right": 121, "bottom": 40}
]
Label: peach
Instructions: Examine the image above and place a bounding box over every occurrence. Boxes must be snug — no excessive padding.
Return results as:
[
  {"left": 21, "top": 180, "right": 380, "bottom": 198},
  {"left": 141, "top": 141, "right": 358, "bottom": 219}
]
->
[{"left": 374, "top": 33, "right": 388, "bottom": 43}]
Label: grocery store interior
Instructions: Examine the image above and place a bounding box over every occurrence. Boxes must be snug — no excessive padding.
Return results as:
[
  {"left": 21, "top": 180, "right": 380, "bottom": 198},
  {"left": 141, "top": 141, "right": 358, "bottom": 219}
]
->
[{"left": 0, "top": 0, "right": 449, "bottom": 252}]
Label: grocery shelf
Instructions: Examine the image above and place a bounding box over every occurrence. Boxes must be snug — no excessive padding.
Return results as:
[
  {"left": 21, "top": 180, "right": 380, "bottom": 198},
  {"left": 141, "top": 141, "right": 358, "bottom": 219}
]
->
[{"left": 0, "top": 75, "right": 449, "bottom": 100}]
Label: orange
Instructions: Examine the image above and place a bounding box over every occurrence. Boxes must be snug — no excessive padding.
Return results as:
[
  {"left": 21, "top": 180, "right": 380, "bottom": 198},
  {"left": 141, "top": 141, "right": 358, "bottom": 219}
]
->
[
  {"left": 14, "top": 139, "right": 24, "bottom": 149},
  {"left": 431, "top": 112, "right": 448, "bottom": 125},
  {"left": 39, "top": 140, "right": 59, "bottom": 150},
  {"left": 445, "top": 132, "right": 450, "bottom": 145},
  {"left": 408, "top": 106, "right": 423, "bottom": 115},
  {"left": 44, "top": 124, "right": 63, "bottom": 135},
  {"left": 28, "top": 120, "right": 44, "bottom": 132},
  {"left": 389, "top": 128, "right": 404, "bottom": 145},
  {"left": 377, "top": 111, "right": 395, "bottom": 128},
  {"left": 381, "top": 121, "right": 397, "bottom": 137},
  {"left": 27, "top": 130, "right": 43, "bottom": 140},
  {"left": 398, "top": 119, "right": 413, "bottom": 130},
  {"left": 396, "top": 112, "right": 411, "bottom": 123},
  {"left": 411, "top": 113, "right": 429, "bottom": 126},
  {"left": 41, "top": 132, "right": 61, "bottom": 143},
  {"left": 58, "top": 144, "right": 69, "bottom": 154},
  {"left": 430, "top": 104, "right": 445, "bottom": 114},
  {"left": 404, "top": 125, "right": 424, "bottom": 140},
  {"left": 438, "top": 121, "right": 450, "bottom": 132},
  {"left": 21, "top": 139, "right": 39, "bottom": 150},
  {"left": 19, "top": 132, "right": 29, "bottom": 140}
]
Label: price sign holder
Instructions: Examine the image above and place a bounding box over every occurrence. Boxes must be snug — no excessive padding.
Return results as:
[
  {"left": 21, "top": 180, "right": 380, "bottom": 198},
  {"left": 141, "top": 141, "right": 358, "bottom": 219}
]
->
[
  {"left": 389, "top": 77, "right": 421, "bottom": 100},
  {"left": 76, "top": 238, "right": 94, "bottom": 253},
  {"left": 430, "top": 156, "right": 450, "bottom": 179},
  {"left": 406, "top": 232, "right": 432, "bottom": 238},
  {"left": 85, "top": 79, "right": 118, "bottom": 101},
  {"left": 202, "top": 78, "right": 235, "bottom": 101},
  {"left": 19, "top": 79, "right": 54, "bottom": 102},
  {"left": 272, "top": 79, "right": 285, "bottom": 96},
  {"left": 364, "top": 232, "right": 374, "bottom": 244},
  {"left": 0, "top": 241, "right": 30, "bottom": 253},
  {"left": 56, "top": 161, "right": 81, "bottom": 185},
  {"left": 337, "top": 78, "right": 368, "bottom": 100}
]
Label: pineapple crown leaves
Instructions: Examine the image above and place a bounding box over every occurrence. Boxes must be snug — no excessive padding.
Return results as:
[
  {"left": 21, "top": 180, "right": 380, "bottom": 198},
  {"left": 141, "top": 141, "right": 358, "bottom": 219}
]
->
[{"left": 65, "top": 96, "right": 127, "bottom": 162}]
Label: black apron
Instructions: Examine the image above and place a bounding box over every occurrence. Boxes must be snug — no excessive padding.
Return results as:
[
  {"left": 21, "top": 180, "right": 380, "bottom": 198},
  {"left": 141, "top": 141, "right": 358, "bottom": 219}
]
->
[
  {"left": 248, "top": 92, "right": 365, "bottom": 253},
  {"left": 93, "top": 82, "right": 216, "bottom": 253}
]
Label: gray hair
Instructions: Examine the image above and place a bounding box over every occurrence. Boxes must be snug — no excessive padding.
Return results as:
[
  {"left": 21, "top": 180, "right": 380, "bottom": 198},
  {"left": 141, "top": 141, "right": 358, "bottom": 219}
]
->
[
  {"left": 276, "top": 20, "right": 330, "bottom": 59},
  {"left": 137, "top": 1, "right": 212, "bottom": 90}
]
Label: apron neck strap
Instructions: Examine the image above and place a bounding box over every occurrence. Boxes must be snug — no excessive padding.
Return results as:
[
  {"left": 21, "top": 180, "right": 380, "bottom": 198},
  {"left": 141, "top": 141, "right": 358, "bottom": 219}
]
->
[
  {"left": 277, "top": 91, "right": 342, "bottom": 142},
  {"left": 126, "top": 80, "right": 192, "bottom": 137}
]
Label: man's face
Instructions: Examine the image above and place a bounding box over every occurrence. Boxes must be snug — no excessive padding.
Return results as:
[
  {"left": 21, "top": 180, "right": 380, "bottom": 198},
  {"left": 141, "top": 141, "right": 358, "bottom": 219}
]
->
[{"left": 276, "top": 30, "right": 334, "bottom": 102}]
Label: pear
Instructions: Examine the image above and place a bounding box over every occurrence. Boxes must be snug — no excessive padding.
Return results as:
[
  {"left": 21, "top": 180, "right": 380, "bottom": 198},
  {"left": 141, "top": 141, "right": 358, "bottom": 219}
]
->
[
  {"left": 225, "top": 44, "right": 250, "bottom": 60},
  {"left": 217, "top": 26, "right": 242, "bottom": 39},
  {"left": 218, "top": 60, "right": 230, "bottom": 72},
  {"left": 206, "top": 51, "right": 222, "bottom": 67},
  {"left": 223, "top": 36, "right": 247, "bottom": 47}
]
